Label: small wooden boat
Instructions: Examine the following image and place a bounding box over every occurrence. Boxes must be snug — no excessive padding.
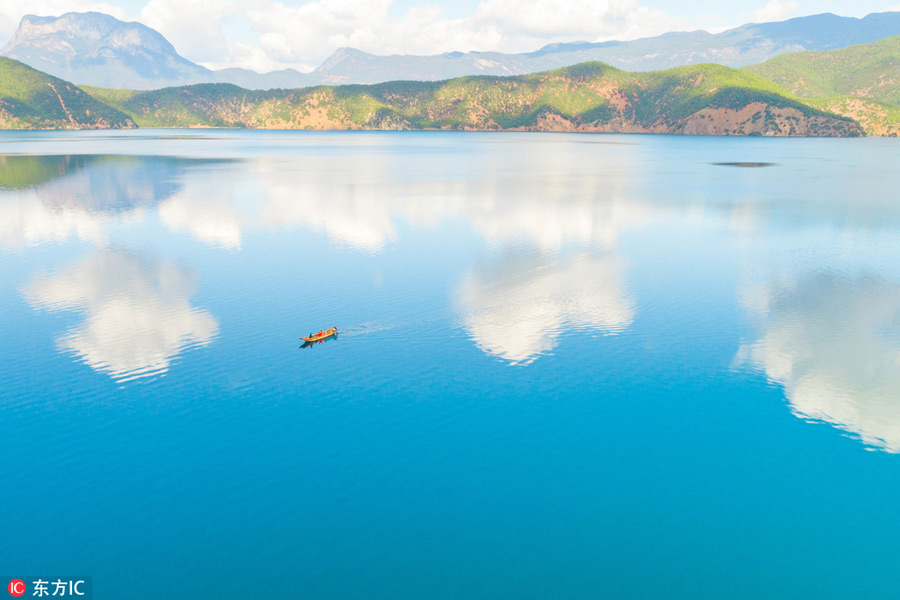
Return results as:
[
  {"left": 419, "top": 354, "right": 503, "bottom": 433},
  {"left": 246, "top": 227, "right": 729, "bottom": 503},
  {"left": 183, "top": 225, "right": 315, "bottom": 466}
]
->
[{"left": 301, "top": 327, "right": 338, "bottom": 343}]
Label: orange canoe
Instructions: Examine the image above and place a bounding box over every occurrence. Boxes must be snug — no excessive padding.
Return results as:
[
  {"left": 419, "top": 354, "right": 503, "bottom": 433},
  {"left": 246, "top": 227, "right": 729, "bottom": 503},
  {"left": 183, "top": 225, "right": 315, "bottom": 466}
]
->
[{"left": 301, "top": 327, "right": 338, "bottom": 343}]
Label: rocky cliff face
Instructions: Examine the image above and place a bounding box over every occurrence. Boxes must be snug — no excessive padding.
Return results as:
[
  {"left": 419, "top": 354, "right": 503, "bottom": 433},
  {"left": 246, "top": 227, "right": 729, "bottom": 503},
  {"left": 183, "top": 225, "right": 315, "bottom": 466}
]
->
[
  {"left": 521, "top": 103, "right": 862, "bottom": 136},
  {"left": 0, "top": 12, "right": 213, "bottom": 89}
]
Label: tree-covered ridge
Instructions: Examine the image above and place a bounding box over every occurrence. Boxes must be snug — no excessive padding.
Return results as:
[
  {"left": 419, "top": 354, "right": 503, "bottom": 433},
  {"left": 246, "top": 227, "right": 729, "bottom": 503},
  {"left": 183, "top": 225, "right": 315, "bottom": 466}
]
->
[
  {"left": 0, "top": 51, "right": 882, "bottom": 136},
  {"left": 746, "top": 35, "right": 900, "bottom": 103},
  {"left": 745, "top": 35, "right": 900, "bottom": 134},
  {"left": 0, "top": 57, "right": 135, "bottom": 129},
  {"left": 84, "top": 62, "right": 861, "bottom": 137}
]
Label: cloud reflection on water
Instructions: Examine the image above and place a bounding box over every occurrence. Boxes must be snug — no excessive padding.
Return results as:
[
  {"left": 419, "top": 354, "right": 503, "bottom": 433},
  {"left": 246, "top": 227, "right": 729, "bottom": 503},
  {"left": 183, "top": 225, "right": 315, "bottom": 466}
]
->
[
  {"left": 0, "top": 155, "right": 225, "bottom": 249},
  {"left": 736, "top": 272, "right": 900, "bottom": 452},
  {"left": 23, "top": 249, "right": 219, "bottom": 382},
  {"left": 458, "top": 253, "right": 635, "bottom": 364},
  {"left": 6, "top": 139, "right": 900, "bottom": 447},
  {"left": 159, "top": 179, "right": 245, "bottom": 250},
  {"left": 259, "top": 180, "right": 400, "bottom": 253},
  {"left": 247, "top": 148, "right": 645, "bottom": 362},
  {"left": 3, "top": 149, "right": 645, "bottom": 366}
]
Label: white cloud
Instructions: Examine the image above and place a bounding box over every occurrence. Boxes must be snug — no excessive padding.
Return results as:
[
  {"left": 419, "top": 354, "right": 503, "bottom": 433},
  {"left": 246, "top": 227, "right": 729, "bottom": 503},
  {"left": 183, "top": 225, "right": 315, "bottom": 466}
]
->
[
  {"left": 125, "top": 0, "right": 687, "bottom": 74},
  {"left": 159, "top": 196, "right": 244, "bottom": 249},
  {"left": 0, "top": 155, "right": 170, "bottom": 248},
  {"left": 476, "top": 0, "right": 679, "bottom": 42},
  {"left": 0, "top": 188, "right": 123, "bottom": 248},
  {"left": 201, "top": 40, "right": 289, "bottom": 73},
  {"left": 158, "top": 177, "right": 245, "bottom": 249},
  {"left": 457, "top": 252, "right": 634, "bottom": 364},
  {"left": 737, "top": 272, "right": 900, "bottom": 453},
  {"left": 0, "top": 154, "right": 193, "bottom": 248},
  {"left": 246, "top": 0, "right": 478, "bottom": 69},
  {"left": 752, "top": 0, "right": 798, "bottom": 23},
  {"left": 258, "top": 178, "right": 400, "bottom": 252},
  {"left": 466, "top": 191, "right": 647, "bottom": 251},
  {"left": 140, "top": 0, "right": 245, "bottom": 64},
  {"left": 250, "top": 142, "right": 650, "bottom": 253},
  {"left": 245, "top": 0, "right": 684, "bottom": 68},
  {"left": 23, "top": 249, "right": 219, "bottom": 382}
]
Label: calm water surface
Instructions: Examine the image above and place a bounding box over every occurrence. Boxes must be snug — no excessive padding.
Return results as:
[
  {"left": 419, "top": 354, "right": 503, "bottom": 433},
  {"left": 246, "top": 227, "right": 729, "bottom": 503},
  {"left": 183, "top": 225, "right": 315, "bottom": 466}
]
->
[{"left": 2, "top": 131, "right": 899, "bottom": 598}]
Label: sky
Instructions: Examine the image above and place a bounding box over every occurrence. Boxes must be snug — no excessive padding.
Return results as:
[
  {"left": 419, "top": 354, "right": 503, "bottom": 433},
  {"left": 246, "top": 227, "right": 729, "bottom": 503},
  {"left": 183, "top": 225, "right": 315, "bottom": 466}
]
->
[{"left": 2, "top": 0, "right": 899, "bottom": 72}]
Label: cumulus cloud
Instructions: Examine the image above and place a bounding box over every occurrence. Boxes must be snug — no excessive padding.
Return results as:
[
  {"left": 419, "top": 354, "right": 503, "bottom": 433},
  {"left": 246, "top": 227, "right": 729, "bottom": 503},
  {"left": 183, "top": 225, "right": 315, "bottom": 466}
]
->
[
  {"left": 736, "top": 272, "right": 900, "bottom": 452},
  {"left": 475, "top": 0, "right": 678, "bottom": 42},
  {"left": 0, "top": 155, "right": 183, "bottom": 249},
  {"left": 90, "top": 0, "right": 687, "bottom": 73},
  {"left": 245, "top": 0, "right": 483, "bottom": 71},
  {"left": 457, "top": 252, "right": 634, "bottom": 364},
  {"left": 249, "top": 143, "right": 650, "bottom": 253},
  {"left": 200, "top": 40, "right": 287, "bottom": 73},
  {"left": 23, "top": 249, "right": 219, "bottom": 382},
  {"left": 158, "top": 177, "right": 245, "bottom": 249},
  {"left": 752, "top": 0, "right": 798, "bottom": 23},
  {"left": 0, "top": 188, "right": 123, "bottom": 248},
  {"left": 245, "top": 0, "right": 684, "bottom": 69},
  {"left": 140, "top": 0, "right": 245, "bottom": 64},
  {"left": 259, "top": 181, "right": 399, "bottom": 252},
  {"left": 466, "top": 190, "right": 647, "bottom": 251}
]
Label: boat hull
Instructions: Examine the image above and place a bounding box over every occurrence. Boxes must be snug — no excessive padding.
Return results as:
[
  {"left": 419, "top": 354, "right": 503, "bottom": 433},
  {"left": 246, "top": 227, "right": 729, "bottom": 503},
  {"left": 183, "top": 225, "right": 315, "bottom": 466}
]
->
[{"left": 300, "top": 327, "right": 338, "bottom": 343}]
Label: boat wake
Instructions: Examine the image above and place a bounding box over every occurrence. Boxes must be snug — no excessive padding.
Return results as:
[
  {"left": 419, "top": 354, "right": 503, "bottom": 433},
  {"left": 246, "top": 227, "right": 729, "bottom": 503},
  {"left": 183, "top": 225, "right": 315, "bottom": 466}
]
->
[{"left": 336, "top": 321, "right": 401, "bottom": 338}]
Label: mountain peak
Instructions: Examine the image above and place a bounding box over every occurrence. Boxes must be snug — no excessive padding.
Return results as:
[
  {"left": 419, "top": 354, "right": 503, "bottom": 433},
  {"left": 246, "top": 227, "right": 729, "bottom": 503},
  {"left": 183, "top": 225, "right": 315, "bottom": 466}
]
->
[
  {"left": 2, "top": 9, "right": 900, "bottom": 91},
  {"left": 0, "top": 11, "right": 210, "bottom": 89},
  {"left": 6, "top": 11, "right": 178, "bottom": 57},
  {"left": 315, "top": 47, "right": 376, "bottom": 74}
]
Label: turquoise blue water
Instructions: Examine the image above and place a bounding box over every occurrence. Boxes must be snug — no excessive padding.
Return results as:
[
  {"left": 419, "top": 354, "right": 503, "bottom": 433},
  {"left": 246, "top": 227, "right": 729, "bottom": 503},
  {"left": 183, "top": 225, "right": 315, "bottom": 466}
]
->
[{"left": 2, "top": 131, "right": 900, "bottom": 598}]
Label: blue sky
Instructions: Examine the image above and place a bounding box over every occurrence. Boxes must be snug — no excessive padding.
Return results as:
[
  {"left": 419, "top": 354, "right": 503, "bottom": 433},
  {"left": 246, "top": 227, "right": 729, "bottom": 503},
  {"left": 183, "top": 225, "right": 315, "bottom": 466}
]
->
[{"left": 3, "top": 0, "right": 899, "bottom": 72}]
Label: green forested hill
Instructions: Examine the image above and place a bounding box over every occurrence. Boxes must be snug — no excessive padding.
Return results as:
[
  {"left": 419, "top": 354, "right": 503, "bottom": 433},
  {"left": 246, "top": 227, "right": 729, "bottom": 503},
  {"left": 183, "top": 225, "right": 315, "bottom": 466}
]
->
[
  {"left": 746, "top": 35, "right": 900, "bottom": 103},
  {"left": 745, "top": 36, "right": 900, "bottom": 135},
  {"left": 0, "top": 53, "right": 877, "bottom": 137},
  {"left": 0, "top": 57, "right": 135, "bottom": 129},
  {"left": 84, "top": 62, "right": 861, "bottom": 136}
]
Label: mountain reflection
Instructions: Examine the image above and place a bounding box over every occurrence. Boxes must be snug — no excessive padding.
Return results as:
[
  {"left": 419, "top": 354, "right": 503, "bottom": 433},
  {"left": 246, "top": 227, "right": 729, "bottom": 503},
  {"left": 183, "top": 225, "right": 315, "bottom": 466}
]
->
[
  {"left": 23, "top": 248, "right": 219, "bottom": 382},
  {"left": 737, "top": 272, "right": 900, "bottom": 452},
  {"left": 457, "top": 253, "right": 634, "bottom": 364},
  {"left": 0, "top": 155, "right": 215, "bottom": 248}
]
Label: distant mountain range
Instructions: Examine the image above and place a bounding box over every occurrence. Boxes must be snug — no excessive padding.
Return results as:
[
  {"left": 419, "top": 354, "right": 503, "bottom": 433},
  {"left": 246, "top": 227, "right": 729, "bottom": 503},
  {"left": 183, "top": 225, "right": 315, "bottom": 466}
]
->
[
  {"left": 0, "top": 12, "right": 211, "bottom": 89},
  {"left": 4, "top": 20, "right": 900, "bottom": 136},
  {"left": 3, "top": 10, "right": 900, "bottom": 90},
  {"left": 311, "top": 12, "right": 900, "bottom": 84}
]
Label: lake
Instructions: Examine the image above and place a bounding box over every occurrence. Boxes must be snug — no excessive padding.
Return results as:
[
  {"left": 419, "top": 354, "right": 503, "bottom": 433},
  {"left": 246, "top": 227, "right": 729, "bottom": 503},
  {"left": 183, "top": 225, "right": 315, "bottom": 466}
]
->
[{"left": 2, "top": 130, "right": 899, "bottom": 599}]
